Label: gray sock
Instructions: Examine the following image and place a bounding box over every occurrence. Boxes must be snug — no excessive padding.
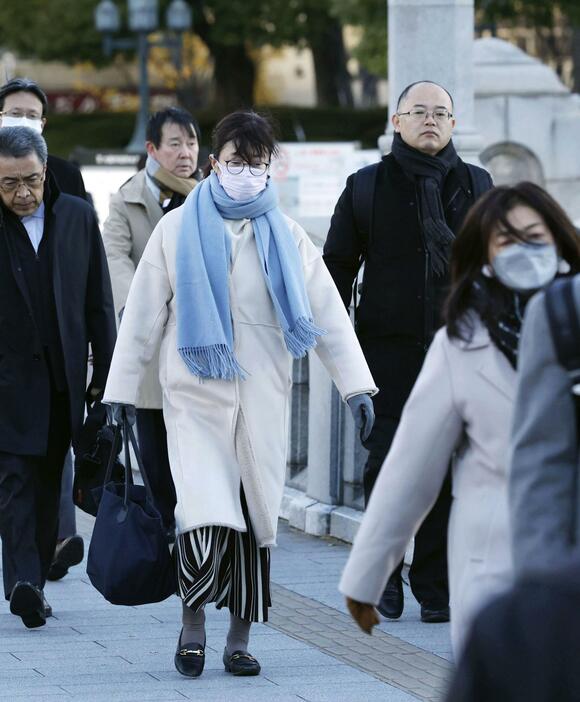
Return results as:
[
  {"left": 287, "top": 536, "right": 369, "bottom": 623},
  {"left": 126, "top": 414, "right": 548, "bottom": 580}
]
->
[
  {"left": 181, "top": 602, "right": 206, "bottom": 646},
  {"left": 226, "top": 613, "right": 251, "bottom": 655}
]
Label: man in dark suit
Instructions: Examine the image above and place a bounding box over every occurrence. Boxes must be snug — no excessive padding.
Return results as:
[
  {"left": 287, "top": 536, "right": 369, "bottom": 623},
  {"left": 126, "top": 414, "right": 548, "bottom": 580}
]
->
[
  {"left": 0, "top": 78, "right": 90, "bottom": 582},
  {"left": 0, "top": 127, "right": 115, "bottom": 628},
  {"left": 324, "top": 81, "right": 493, "bottom": 623}
]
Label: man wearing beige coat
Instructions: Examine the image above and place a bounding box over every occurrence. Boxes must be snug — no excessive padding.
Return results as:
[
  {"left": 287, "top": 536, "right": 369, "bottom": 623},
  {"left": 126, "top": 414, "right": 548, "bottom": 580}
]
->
[{"left": 102, "top": 106, "right": 200, "bottom": 535}]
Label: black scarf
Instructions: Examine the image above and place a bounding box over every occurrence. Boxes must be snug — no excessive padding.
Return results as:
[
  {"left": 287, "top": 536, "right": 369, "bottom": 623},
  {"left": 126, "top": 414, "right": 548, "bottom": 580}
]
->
[
  {"left": 471, "top": 278, "right": 528, "bottom": 369},
  {"left": 391, "top": 132, "right": 459, "bottom": 277}
]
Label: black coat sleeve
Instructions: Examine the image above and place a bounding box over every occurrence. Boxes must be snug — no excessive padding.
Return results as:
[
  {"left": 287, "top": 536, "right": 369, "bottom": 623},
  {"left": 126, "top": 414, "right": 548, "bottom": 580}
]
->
[
  {"left": 322, "top": 174, "right": 364, "bottom": 309},
  {"left": 84, "top": 211, "right": 117, "bottom": 390}
]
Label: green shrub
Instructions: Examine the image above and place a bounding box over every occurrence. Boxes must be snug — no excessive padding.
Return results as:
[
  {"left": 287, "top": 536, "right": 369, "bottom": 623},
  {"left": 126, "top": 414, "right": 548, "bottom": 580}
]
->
[{"left": 45, "top": 106, "right": 388, "bottom": 158}]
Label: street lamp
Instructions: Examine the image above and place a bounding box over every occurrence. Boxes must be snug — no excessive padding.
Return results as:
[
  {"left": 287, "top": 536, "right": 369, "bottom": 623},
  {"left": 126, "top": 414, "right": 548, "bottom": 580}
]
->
[{"left": 95, "top": 0, "right": 192, "bottom": 153}]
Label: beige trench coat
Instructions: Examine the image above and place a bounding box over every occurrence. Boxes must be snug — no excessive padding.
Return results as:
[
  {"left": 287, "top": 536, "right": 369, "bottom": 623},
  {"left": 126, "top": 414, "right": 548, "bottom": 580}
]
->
[
  {"left": 101, "top": 169, "right": 164, "bottom": 408},
  {"left": 339, "top": 320, "right": 515, "bottom": 655},
  {"left": 103, "top": 207, "right": 377, "bottom": 547}
]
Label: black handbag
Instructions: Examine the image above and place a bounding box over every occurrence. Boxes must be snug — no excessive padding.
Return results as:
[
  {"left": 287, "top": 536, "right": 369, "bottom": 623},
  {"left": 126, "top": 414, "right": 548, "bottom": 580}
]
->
[
  {"left": 73, "top": 401, "right": 125, "bottom": 516},
  {"left": 86, "top": 413, "right": 176, "bottom": 606}
]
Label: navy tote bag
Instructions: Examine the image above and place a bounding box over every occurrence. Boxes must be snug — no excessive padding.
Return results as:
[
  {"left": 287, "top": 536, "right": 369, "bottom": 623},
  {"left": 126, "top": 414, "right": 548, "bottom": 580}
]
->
[{"left": 87, "top": 413, "right": 176, "bottom": 605}]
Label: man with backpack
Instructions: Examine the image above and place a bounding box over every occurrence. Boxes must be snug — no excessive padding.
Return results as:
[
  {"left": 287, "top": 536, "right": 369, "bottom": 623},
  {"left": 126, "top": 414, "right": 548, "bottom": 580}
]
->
[
  {"left": 510, "top": 274, "right": 580, "bottom": 576},
  {"left": 323, "top": 80, "right": 493, "bottom": 622}
]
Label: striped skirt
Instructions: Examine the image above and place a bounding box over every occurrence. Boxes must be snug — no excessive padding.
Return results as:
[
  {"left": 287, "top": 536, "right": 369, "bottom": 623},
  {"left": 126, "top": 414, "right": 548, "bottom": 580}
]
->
[{"left": 175, "top": 491, "right": 271, "bottom": 622}]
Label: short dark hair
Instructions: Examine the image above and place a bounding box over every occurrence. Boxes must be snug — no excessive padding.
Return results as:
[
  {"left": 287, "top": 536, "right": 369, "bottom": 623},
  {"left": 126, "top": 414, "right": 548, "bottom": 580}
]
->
[
  {"left": 396, "top": 81, "right": 454, "bottom": 112},
  {"left": 445, "top": 182, "right": 580, "bottom": 340},
  {"left": 211, "top": 110, "right": 279, "bottom": 166},
  {"left": 0, "top": 126, "right": 48, "bottom": 164},
  {"left": 0, "top": 78, "right": 48, "bottom": 117},
  {"left": 146, "top": 107, "right": 200, "bottom": 148}
]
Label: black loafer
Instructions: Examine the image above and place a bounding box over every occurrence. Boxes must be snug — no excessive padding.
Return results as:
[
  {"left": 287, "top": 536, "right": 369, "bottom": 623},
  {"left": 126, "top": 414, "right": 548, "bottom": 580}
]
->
[
  {"left": 47, "top": 535, "right": 84, "bottom": 581},
  {"left": 43, "top": 593, "right": 53, "bottom": 618},
  {"left": 377, "top": 575, "right": 404, "bottom": 619},
  {"left": 223, "top": 648, "right": 261, "bottom": 676},
  {"left": 10, "top": 581, "right": 46, "bottom": 628},
  {"left": 174, "top": 630, "right": 205, "bottom": 678},
  {"left": 420, "top": 604, "right": 450, "bottom": 623}
]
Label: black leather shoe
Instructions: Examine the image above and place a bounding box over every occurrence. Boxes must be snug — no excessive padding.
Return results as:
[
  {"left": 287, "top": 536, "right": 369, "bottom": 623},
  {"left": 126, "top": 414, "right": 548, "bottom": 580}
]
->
[
  {"left": 174, "top": 630, "right": 205, "bottom": 678},
  {"left": 420, "top": 604, "right": 450, "bottom": 623},
  {"left": 223, "top": 649, "right": 261, "bottom": 676},
  {"left": 47, "top": 535, "right": 84, "bottom": 581},
  {"left": 377, "top": 575, "right": 404, "bottom": 619},
  {"left": 10, "top": 581, "right": 46, "bottom": 628}
]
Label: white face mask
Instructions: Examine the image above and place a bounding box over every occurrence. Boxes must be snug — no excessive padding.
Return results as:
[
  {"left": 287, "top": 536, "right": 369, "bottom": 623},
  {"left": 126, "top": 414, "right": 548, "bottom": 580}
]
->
[
  {"left": 491, "top": 242, "right": 558, "bottom": 292},
  {"left": 1, "top": 115, "right": 43, "bottom": 133},
  {"left": 216, "top": 161, "right": 268, "bottom": 201}
]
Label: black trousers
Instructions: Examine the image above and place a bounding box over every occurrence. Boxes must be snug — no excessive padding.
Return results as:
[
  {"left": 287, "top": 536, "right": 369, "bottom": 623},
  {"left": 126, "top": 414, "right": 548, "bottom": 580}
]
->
[
  {"left": 0, "top": 389, "right": 70, "bottom": 599},
  {"left": 136, "top": 408, "right": 177, "bottom": 530},
  {"left": 363, "top": 414, "right": 451, "bottom": 607}
]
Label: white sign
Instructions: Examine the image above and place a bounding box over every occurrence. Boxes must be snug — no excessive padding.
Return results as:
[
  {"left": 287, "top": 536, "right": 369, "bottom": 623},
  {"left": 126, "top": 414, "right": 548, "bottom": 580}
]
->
[{"left": 81, "top": 165, "right": 136, "bottom": 226}]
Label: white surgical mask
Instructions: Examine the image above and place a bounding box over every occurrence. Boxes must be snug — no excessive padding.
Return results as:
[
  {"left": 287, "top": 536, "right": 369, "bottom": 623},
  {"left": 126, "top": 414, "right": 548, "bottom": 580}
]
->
[
  {"left": 216, "top": 161, "right": 268, "bottom": 201},
  {"left": 1, "top": 115, "right": 43, "bottom": 133},
  {"left": 491, "top": 242, "right": 558, "bottom": 292}
]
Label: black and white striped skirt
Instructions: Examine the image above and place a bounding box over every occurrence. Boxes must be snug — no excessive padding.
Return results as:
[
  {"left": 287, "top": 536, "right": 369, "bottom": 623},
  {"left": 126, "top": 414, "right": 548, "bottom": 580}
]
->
[{"left": 175, "top": 491, "right": 271, "bottom": 622}]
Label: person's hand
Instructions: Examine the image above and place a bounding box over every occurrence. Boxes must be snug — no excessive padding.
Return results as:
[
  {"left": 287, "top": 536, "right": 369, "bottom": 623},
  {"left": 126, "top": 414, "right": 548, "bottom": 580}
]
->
[
  {"left": 346, "top": 393, "right": 375, "bottom": 441},
  {"left": 108, "top": 402, "right": 137, "bottom": 426},
  {"left": 346, "top": 597, "right": 380, "bottom": 634},
  {"left": 85, "top": 382, "right": 103, "bottom": 405}
]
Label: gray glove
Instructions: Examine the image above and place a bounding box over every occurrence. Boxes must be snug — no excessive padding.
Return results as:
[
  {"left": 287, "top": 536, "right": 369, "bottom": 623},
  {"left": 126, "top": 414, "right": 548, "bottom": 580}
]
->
[
  {"left": 347, "top": 393, "right": 375, "bottom": 442},
  {"left": 108, "top": 402, "right": 137, "bottom": 426}
]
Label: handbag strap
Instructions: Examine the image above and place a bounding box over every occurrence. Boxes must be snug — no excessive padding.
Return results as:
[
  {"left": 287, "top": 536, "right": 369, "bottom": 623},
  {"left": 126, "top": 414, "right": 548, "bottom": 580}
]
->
[
  {"left": 121, "top": 414, "right": 156, "bottom": 507},
  {"left": 103, "top": 423, "right": 123, "bottom": 485}
]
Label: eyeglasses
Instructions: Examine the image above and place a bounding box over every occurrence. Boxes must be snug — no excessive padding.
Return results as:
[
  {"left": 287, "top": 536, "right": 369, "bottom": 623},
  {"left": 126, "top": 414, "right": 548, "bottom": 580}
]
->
[
  {"left": 223, "top": 160, "right": 270, "bottom": 176},
  {"left": 0, "top": 110, "right": 43, "bottom": 120},
  {"left": 0, "top": 173, "right": 45, "bottom": 193},
  {"left": 397, "top": 109, "right": 453, "bottom": 123}
]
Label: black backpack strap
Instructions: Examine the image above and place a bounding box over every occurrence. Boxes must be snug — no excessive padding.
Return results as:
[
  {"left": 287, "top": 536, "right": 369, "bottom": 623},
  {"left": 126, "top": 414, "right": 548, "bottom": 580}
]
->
[
  {"left": 352, "top": 163, "right": 379, "bottom": 255},
  {"left": 466, "top": 163, "right": 493, "bottom": 202},
  {"left": 351, "top": 163, "right": 379, "bottom": 325},
  {"left": 545, "top": 278, "right": 580, "bottom": 437},
  {"left": 545, "top": 278, "right": 580, "bottom": 384}
]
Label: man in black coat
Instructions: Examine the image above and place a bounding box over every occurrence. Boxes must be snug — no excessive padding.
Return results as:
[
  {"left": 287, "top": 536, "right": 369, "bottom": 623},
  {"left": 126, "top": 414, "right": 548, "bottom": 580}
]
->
[
  {"left": 0, "top": 77, "right": 90, "bottom": 582},
  {"left": 0, "top": 127, "right": 116, "bottom": 628},
  {"left": 0, "top": 78, "right": 87, "bottom": 200},
  {"left": 324, "top": 81, "right": 493, "bottom": 623}
]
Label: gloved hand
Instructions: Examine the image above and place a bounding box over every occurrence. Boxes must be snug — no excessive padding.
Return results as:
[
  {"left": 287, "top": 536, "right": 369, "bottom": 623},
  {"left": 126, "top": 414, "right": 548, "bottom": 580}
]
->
[
  {"left": 347, "top": 393, "right": 375, "bottom": 442},
  {"left": 85, "top": 382, "right": 103, "bottom": 406},
  {"left": 108, "top": 402, "right": 137, "bottom": 426}
]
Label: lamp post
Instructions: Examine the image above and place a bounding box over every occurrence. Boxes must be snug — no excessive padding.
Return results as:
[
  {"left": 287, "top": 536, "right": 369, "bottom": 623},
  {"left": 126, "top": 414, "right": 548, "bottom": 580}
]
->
[{"left": 95, "top": 0, "right": 192, "bottom": 154}]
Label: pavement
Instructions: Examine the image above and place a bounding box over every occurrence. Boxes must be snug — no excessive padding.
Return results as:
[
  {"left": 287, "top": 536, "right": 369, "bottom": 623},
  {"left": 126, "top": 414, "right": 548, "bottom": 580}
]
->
[{"left": 0, "top": 511, "right": 453, "bottom": 702}]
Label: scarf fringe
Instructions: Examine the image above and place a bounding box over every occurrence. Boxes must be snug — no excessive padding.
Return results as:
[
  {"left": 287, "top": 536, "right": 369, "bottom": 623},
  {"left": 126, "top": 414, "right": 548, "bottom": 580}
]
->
[
  {"left": 178, "top": 345, "right": 247, "bottom": 380},
  {"left": 283, "top": 317, "right": 326, "bottom": 358}
]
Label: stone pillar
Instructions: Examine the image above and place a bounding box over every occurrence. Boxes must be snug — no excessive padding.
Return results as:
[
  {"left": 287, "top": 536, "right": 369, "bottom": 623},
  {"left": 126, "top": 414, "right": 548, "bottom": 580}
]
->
[
  {"left": 305, "top": 353, "right": 335, "bottom": 506},
  {"left": 379, "top": 0, "right": 483, "bottom": 164}
]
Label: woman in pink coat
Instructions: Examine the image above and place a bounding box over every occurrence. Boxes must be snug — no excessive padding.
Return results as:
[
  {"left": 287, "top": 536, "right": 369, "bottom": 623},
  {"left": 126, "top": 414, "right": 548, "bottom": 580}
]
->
[{"left": 339, "top": 182, "right": 580, "bottom": 656}]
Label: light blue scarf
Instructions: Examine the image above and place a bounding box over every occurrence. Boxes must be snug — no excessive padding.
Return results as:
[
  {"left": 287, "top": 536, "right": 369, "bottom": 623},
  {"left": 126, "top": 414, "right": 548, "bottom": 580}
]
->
[{"left": 176, "top": 172, "right": 325, "bottom": 380}]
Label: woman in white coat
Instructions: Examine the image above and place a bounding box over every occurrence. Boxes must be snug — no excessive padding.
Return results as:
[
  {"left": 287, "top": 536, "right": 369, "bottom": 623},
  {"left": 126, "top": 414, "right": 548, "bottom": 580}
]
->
[
  {"left": 103, "top": 111, "right": 377, "bottom": 677},
  {"left": 339, "top": 182, "right": 580, "bottom": 656}
]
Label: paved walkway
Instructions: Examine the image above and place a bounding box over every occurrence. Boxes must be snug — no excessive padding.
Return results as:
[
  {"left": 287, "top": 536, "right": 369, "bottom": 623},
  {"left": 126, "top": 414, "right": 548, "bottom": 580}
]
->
[{"left": 0, "top": 512, "right": 453, "bottom": 701}]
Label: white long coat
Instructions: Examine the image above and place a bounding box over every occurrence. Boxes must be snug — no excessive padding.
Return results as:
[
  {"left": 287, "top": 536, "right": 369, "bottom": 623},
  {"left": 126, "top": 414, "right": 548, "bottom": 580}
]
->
[
  {"left": 103, "top": 207, "right": 377, "bottom": 547},
  {"left": 339, "top": 319, "right": 515, "bottom": 655},
  {"left": 101, "top": 169, "right": 164, "bottom": 409}
]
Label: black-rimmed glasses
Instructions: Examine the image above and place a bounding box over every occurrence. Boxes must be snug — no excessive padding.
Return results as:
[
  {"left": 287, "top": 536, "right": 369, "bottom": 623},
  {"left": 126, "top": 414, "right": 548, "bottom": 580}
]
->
[
  {"left": 224, "top": 160, "right": 270, "bottom": 176},
  {"left": 397, "top": 109, "right": 453, "bottom": 122}
]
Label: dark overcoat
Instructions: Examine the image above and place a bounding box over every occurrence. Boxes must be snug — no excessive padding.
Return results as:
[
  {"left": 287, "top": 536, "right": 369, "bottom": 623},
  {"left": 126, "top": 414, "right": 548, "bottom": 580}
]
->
[
  {"left": 47, "top": 154, "right": 88, "bottom": 201},
  {"left": 0, "top": 176, "right": 116, "bottom": 455},
  {"left": 446, "top": 563, "right": 580, "bottom": 701},
  {"left": 323, "top": 152, "right": 493, "bottom": 417}
]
